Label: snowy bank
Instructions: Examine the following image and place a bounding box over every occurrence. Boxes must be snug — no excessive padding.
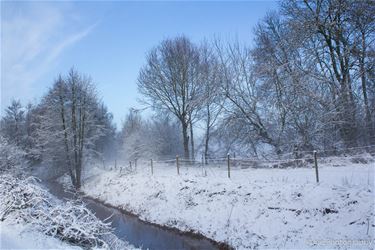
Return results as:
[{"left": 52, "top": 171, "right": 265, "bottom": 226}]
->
[
  {"left": 0, "top": 220, "right": 82, "bottom": 250},
  {"left": 0, "top": 174, "right": 135, "bottom": 250},
  {"left": 82, "top": 159, "right": 375, "bottom": 249}
]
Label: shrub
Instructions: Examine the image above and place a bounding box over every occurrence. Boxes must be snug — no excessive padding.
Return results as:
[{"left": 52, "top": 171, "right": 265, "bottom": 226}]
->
[{"left": 0, "top": 174, "right": 112, "bottom": 248}]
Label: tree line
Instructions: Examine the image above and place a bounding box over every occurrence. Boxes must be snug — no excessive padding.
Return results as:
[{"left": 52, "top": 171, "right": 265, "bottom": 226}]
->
[
  {"left": 137, "top": 0, "right": 375, "bottom": 159},
  {"left": 1, "top": 0, "right": 374, "bottom": 188}
]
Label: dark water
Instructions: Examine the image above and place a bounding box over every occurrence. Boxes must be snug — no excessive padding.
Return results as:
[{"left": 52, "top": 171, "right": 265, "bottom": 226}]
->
[{"left": 44, "top": 181, "right": 219, "bottom": 250}]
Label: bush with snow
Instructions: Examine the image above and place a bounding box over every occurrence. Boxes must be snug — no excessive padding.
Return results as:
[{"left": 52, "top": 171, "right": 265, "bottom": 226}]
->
[{"left": 0, "top": 174, "right": 112, "bottom": 249}]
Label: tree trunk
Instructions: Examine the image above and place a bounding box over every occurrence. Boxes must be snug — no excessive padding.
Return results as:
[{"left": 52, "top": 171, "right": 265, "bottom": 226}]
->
[
  {"left": 360, "top": 32, "right": 373, "bottom": 145},
  {"left": 204, "top": 105, "right": 211, "bottom": 165},
  {"left": 339, "top": 76, "right": 357, "bottom": 148},
  {"left": 189, "top": 120, "right": 194, "bottom": 161},
  {"left": 204, "top": 129, "right": 209, "bottom": 165},
  {"left": 182, "top": 122, "right": 190, "bottom": 159},
  {"left": 58, "top": 82, "right": 76, "bottom": 187},
  {"left": 71, "top": 81, "right": 80, "bottom": 189}
]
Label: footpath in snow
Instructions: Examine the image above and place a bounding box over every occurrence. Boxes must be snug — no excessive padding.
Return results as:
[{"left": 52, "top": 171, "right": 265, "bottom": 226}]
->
[{"left": 82, "top": 157, "right": 375, "bottom": 249}]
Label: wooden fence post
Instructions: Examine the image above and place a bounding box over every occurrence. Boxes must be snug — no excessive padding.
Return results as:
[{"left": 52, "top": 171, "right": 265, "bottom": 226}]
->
[
  {"left": 227, "top": 153, "right": 231, "bottom": 178},
  {"left": 115, "top": 159, "right": 117, "bottom": 170},
  {"left": 201, "top": 154, "right": 203, "bottom": 176},
  {"left": 129, "top": 161, "right": 132, "bottom": 171},
  {"left": 176, "top": 155, "right": 180, "bottom": 175},
  {"left": 313, "top": 150, "right": 319, "bottom": 183},
  {"left": 151, "top": 159, "right": 153, "bottom": 175},
  {"left": 135, "top": 159, "right": 137, "bottom": 172},
  {"left": 293, "top": 145, "right": 298, "bottom": 167}
]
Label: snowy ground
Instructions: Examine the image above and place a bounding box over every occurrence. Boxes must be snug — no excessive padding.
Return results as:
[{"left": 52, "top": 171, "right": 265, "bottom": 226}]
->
[
  {"left": 0, "top": 221, "right": 82, "bottom": 250},
  {"left": 0, "top": 174, "right": 136, "bottom": 250},
  {"left": 82, "top": 156, "right": 375, "bottom": 249}
]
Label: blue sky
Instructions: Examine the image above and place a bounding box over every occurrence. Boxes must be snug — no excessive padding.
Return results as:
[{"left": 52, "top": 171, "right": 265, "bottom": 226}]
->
[{"left": 1, "top": 1, "right": 278, "bottom": 128}]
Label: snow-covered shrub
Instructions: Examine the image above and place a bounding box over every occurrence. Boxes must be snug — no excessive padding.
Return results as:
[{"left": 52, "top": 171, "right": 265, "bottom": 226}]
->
[
  {"left": 0, "top": 175, "right": 50, "bottom": 221},
  {"left": 31, "top": 201, "right": 111, "bottom": 248},
  {"left": 0, "top": 174, "right": 112, "bottom": 248},
  {"left": 0, "top": 135, "right": 26, "bottom": 174}
]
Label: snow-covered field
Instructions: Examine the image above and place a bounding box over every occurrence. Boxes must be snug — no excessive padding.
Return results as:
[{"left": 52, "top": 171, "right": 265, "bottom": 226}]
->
[{"left": 82, "top": 157, "right": 375, "bottom": 249}]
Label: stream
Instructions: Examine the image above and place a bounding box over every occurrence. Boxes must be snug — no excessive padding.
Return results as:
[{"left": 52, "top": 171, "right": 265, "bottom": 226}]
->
[{"left": 43, "top": 180, "right": 221, "bottom": 250}]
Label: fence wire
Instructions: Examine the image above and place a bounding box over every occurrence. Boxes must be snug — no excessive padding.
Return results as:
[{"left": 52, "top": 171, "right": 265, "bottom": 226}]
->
[{"left": 105, "top": 144, "right": 375, "bottom": 178}]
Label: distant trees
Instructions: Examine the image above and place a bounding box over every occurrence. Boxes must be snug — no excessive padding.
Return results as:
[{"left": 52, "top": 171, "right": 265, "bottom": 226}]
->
[
  {"left": 92, "top": 104, "right": 117, "bottom": 163},
  {"left": 0, "top": 135, "right": 25, "bottom": 174},
  {"left": 120, "top": 109, "right": 146, "bottom": 161},
  {"left": 119, "top": 109, "right": 183, "bottom": 161},
  {"left": 0, "top": 100, "right": 42, "bottom": 161},
  {"left": 147, "top": 114, "right": 184, "bottom": 158},
  {"left": 0, "top": 100, "right": 25, "bottom": 147}
]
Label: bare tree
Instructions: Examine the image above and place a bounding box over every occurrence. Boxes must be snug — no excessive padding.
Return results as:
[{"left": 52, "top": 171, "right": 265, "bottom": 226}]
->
[
  {"left": 349, "top": 0, "right": 375, "bottom": 145},
  {"left": 199, "top": 42, "right": 224, "bottom": 163},
  {"left": 252, "top": 12, "right": 324, "bottom": 152},
  {"left": 138, "top": 36, "right": 204, "bottom": 159},
  {"left": 214, "top": 38, "right": 285, "bottom": 154},
  {"left": 281, "top": 0, "right": 369, "bottom": 147}
]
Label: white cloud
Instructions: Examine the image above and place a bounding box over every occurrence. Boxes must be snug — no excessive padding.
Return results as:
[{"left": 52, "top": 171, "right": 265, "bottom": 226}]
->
[{"left": 0, "top": 2, "right": 96, "bottom": 115}]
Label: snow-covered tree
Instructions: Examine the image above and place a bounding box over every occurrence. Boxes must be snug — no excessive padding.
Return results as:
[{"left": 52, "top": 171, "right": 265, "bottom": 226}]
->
[
  {"left": 119, "top": 109, "right": 183, "bottom": 161},
  {"left": 120, "top": 109, "right": 147, "bottom": 161},
  {"left": 0, "top": 100, "right": 25, "bottom": 147},
  {"left": 147, "top": 113, "right": 184, "bottom": 159},
  {"left": 0, "top": 135, "right": 25, "bottom": 174},
  {"left": 35, "top": 69, "right": 107, "bottom": 189},
  {"left": 92, "top": 103, "right": 117, "bottom": 162}
]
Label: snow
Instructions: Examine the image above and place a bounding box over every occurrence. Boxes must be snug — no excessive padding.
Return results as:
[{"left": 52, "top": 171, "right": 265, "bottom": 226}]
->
[
  {"left": 0, "top": 174, "right": 137, "bottom": 250},
  {"left": 82, "top": 157, "right": 375, "bottom": 249},
  {"left": 0, "top": 221, "right": 81, "bottom": 249}
]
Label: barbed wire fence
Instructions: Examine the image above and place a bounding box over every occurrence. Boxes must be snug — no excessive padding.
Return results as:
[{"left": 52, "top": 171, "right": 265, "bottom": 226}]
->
[{"left": 107, "top": 144, "right": 375, "bottom": 183}]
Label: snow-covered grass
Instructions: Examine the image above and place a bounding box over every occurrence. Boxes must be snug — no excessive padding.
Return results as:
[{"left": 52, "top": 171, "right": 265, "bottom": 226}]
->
[{"left": 82, "top": 156, "right": 375, "bottom": 249}]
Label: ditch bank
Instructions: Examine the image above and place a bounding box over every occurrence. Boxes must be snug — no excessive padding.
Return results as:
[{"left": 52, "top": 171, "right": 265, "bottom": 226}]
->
[{"left": 44, "top": 180, "right": 231, "bottom": 250}]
